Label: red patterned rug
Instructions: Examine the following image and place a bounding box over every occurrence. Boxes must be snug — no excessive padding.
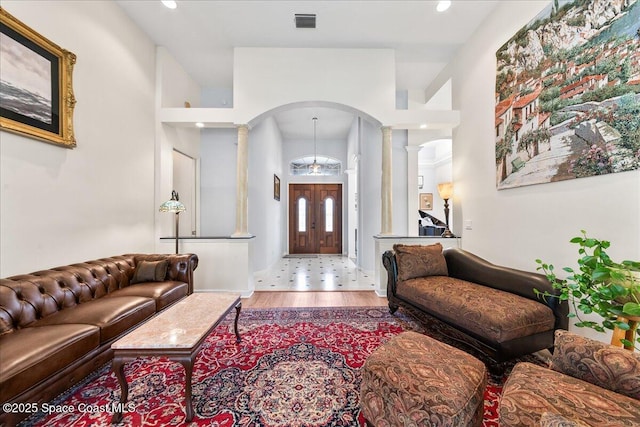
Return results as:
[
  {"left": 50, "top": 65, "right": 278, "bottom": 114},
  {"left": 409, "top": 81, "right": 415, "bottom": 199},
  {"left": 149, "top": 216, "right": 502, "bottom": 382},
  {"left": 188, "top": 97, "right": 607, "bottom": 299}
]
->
[{"left": 19, "top": 306, "right": 545, "bottom": 426}]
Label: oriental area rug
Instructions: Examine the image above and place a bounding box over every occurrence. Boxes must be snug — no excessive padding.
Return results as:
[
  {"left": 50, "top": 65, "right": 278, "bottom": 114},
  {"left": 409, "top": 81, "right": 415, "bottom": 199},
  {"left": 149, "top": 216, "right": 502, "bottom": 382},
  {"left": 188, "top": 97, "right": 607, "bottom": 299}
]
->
[{"left": 20, "top": 306, "right": 545, "bottom": 427}]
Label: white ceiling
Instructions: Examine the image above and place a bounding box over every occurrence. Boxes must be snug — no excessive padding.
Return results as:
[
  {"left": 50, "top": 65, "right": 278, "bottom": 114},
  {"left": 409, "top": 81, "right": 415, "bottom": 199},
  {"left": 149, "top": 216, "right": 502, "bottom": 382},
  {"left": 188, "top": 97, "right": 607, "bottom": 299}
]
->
[
  {"left": 116, "top": 0, "right": 500, "bottom": 139},
  {"left": 274, "top": 107, "right": 355, "bottom": 140}
]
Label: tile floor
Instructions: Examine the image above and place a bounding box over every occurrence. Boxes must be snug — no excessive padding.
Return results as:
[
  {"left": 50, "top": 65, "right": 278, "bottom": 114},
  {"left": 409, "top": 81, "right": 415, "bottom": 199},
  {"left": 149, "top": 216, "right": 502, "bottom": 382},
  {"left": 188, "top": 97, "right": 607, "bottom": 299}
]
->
[{"left": 254, "top": 255, "right": 377, "bottom": 291}]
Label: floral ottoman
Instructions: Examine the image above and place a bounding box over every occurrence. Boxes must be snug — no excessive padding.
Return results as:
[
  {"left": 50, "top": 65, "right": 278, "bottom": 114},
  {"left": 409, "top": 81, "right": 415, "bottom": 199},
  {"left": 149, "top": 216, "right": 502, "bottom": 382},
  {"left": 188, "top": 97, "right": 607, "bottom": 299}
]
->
[
  {"left": 360, "top": 331, "right": 487, "bottom": 427},
  {"left": 498, "top": 330, "right": 640, "bottom": 427}
]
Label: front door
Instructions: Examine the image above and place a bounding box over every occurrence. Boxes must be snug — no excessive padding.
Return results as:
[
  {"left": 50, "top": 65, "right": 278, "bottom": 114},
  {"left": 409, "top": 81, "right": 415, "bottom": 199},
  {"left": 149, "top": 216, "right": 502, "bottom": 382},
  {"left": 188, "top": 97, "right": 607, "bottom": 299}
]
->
[{"left": 289, "top": 184, "right": 342, "bottom": 254}]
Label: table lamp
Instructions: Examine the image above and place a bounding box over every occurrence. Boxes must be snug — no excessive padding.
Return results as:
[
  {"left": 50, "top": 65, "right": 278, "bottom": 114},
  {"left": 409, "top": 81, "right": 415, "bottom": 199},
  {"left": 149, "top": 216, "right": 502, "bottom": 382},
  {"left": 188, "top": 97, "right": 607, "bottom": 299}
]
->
[
  {"left": 437, "top": 182, "right": 455, "bottom": 238},
  {"left": 159, "top": 190, "right": 186, "bottom": 254}
]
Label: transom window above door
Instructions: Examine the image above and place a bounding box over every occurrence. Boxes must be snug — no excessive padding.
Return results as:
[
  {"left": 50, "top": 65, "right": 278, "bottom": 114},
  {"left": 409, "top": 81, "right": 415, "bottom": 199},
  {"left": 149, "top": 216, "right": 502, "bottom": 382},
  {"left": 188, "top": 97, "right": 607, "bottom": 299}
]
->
[{"left": 290, "top": 156, "right": 342, "bottom": 176}]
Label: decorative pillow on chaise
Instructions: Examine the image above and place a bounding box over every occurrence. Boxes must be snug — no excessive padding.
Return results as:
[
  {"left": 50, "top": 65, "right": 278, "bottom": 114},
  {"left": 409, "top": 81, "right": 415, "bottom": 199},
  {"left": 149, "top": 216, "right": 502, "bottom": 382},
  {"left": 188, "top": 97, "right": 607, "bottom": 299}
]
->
[{"left": 393, "top": 243, "right": 448, "bottom": 282}]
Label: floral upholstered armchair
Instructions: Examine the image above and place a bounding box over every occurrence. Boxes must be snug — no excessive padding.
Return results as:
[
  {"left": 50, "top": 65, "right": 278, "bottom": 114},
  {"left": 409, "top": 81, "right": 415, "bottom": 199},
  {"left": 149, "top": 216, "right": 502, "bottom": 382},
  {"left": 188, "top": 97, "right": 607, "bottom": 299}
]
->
[{"left": 499, "top": 330, "right": 640, "bottom": 427}]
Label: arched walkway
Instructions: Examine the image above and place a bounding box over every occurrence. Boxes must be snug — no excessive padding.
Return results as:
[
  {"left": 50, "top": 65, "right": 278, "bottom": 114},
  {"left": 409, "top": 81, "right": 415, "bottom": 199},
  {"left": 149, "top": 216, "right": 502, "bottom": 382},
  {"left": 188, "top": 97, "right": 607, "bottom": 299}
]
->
[{"left": 247, "top": 100, "right": 382, "bottom": 129}]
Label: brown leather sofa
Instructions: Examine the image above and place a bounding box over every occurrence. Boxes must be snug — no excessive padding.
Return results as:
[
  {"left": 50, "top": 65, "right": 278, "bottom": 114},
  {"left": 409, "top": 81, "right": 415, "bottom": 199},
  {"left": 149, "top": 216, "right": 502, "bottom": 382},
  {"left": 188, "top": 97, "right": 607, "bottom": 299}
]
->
[
  {"left": 383, "top": 244, "right": 568, "bottom": 364},
  {"left": 0, "top": 253, "right": 198, "bottom": 426}
]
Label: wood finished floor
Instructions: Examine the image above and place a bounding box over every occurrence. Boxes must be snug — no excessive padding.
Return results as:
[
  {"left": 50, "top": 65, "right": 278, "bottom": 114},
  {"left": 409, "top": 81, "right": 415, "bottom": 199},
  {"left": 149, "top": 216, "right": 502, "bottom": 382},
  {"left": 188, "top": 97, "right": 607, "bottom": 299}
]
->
[{"left": 242, "top": 291, "right": 387, "bottom": 309}]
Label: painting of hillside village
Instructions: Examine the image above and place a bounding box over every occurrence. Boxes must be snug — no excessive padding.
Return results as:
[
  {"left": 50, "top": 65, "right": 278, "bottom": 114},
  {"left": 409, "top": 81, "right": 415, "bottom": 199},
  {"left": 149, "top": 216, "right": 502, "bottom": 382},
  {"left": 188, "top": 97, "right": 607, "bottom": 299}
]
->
[{"left": 495, "top": 0, "right": 640, "bottom": 189}]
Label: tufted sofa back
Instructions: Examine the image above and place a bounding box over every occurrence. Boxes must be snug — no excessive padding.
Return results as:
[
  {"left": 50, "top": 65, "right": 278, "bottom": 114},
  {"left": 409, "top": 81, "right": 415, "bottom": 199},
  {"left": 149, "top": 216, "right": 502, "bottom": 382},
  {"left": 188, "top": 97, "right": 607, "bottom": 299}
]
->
[{"left": 0, "top": 254, "right": 197, "bottom": 333}]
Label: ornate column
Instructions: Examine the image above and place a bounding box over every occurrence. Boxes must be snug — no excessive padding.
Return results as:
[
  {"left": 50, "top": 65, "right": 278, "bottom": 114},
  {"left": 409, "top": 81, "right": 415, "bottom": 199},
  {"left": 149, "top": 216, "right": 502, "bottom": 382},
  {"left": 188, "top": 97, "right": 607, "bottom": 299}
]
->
[
  {"left": 381, "top": 126, "right": 393, "bottom": 235},
  {"left": 405, "top": 145, "right": 422, "bottom": 236},
  {"left": 232, "top": 124, "right": 251, "bottom": 237}
]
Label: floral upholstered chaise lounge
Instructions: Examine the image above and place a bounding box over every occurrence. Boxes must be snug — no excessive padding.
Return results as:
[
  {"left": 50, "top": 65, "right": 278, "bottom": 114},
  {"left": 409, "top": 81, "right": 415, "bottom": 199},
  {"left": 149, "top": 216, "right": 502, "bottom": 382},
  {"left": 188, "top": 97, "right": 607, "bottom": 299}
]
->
[{"left": 383, "top": 243, "right": 568, "bottom": 364}]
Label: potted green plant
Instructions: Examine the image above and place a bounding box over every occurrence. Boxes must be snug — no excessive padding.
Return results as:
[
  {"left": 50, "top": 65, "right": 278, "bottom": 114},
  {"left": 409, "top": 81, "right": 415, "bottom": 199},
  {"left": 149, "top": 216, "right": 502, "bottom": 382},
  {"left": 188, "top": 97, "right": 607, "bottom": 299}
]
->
[{"left": 535, "top": 230, "right": 640, "bottom": 350}]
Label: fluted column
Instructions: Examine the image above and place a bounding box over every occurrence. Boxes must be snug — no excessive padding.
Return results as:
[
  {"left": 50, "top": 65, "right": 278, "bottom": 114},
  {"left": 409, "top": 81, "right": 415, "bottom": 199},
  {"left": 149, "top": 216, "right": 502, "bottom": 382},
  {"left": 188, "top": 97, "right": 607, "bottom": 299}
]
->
[
  {"left": 406, "top": 145, "right": 422, "bottom": 236},
  {"left": 232, "top": 124, "right": 251, "bottom": 237},
  {"left": 381, "top": 126, "right": 393, "bottom": 235}
]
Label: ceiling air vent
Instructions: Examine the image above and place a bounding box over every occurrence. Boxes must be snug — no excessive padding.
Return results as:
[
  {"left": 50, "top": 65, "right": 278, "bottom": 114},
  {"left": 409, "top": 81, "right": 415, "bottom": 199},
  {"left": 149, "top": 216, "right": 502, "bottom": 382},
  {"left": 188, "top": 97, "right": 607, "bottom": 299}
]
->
[{"left": 295, "top": 14, "right": 316, "bottom": 29}]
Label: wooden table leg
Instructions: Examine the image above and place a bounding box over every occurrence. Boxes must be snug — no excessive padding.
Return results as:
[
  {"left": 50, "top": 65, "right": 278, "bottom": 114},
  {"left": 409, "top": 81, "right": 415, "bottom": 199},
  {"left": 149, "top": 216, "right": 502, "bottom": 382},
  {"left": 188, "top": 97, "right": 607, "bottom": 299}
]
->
[
  {"left": 625, "top": 319, "right": 639, "bottom": 351},
  {"left": 111, "top": 356, "right": 128, "bottom": 423},
  {"left": 179, "top": 358, "right": 195, "bottom": 422},
  {"left": 611, "top": 316, "right": 640, "bottom": 351},
  {"left": 234, "top": 301, "right": 242, "bottom": 343}
]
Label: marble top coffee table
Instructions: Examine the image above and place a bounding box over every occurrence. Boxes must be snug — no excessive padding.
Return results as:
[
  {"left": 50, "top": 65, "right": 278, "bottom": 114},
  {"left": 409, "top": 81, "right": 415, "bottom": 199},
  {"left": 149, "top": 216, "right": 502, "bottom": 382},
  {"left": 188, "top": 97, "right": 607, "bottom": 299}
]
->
[{"left": 110, "top": 292, "right": 241, "bottom": 423}]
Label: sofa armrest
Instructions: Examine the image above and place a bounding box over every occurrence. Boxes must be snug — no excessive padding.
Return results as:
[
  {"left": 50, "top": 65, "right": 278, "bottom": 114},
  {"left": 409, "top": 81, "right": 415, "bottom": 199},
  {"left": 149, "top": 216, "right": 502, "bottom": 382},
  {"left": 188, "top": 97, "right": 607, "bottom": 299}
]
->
[
  {"left": 443, "top": 248, "right": 568, "bottom": 330},
  {"left": 382, "top": 250, "right": 398, "bottom": 297},
  {"left": 550, "top": 330, "right": 640, "bottom": 400},
  {"left": 130, "top": 254, "right": 199, "bottom": 294}
]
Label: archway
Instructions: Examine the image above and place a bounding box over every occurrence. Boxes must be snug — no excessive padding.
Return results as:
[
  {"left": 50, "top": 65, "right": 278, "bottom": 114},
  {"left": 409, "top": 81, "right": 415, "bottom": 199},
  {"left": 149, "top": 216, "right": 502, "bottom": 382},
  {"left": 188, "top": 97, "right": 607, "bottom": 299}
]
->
[
  {"left": 246, "top": 101, "right": 382, "bottom": 261},
  {"left": 247, "top": 100, "right": 382, "bottom": 130}
]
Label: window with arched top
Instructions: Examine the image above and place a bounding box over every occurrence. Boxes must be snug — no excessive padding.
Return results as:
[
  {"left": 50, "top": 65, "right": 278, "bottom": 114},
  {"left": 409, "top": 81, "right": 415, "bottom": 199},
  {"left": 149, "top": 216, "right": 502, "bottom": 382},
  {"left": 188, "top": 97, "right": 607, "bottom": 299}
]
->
[
  {"left": 290, "top": 156, "right": 342, "bottom": 176},
  {"left": 325, "top": 198, "right": 334, "bottom": 232},
  {"left": 298, "top": 198, "right": 307, "bottom": 232}
]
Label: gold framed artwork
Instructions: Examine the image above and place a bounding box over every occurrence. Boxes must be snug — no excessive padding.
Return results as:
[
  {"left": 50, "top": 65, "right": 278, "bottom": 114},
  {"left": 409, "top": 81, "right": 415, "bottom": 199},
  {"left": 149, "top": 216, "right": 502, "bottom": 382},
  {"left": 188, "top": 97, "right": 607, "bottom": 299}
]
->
[
  {"left": 419, "top": 193, "right": 433, "bottom": 210},
  {"left": 273, "top": 174, "right": 281, "bottom": 201},
  {"left": 0, "top": 7, "right": 77, "bottom": 148}
]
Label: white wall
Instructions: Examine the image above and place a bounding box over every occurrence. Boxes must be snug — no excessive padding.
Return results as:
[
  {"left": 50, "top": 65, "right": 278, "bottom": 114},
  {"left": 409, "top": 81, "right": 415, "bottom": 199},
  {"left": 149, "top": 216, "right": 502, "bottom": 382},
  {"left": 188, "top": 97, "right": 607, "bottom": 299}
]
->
[
  {"left": 172, "top": 150, "right": 196, "bottom": 236},
  {"left": 356, "top": 123, "right": 409, "bottom": 271},
  {"left": 444, "top": 1, "right": 640, "bottom": 338},
  {"left": 392, "top": 130, "right": 408, "bottom": 235},
  {"left": 234, "top": 48, "right": 396, "bottom": 124},
  {"left": 200, "top": 128, "right": 237, "bottom": 236},
  {"left": 358, "top": 120, "right": 383, "bottom": 272},
  {"left": 155, "top": 47, "right": 201, "bottom": 245},
  {"left": 201, "top": 88, "right": 233, "bottom": 108},
  {"left": 158, "top": 47, "right": 201, "bottom": 109},
  {"left": 346, "top": 117, "right": 360, "bottom": 258},
  {"left": 0, "top": 1, "right": 157, "bottom": 276},
  {"left": 200, "top": 119, "right": 285, "bottom": 271},
  {"left": 248, "top": 117, "right": 284, "bottom": 271}
]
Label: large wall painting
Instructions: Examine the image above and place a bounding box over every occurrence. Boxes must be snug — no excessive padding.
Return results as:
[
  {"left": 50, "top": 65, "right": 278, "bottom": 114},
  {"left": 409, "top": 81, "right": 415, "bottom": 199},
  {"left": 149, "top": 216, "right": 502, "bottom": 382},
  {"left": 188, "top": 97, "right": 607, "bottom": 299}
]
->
[
  {"left": 0, "top": 7, "right": 76, "bottom": 148},
  {"left": 495, "top": 0, "right": 640, "bottom": 190}
]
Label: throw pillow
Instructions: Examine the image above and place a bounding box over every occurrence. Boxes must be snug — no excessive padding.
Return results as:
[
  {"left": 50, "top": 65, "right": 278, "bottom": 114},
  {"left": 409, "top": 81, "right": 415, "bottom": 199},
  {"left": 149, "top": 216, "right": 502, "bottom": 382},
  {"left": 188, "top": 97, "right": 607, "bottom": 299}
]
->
[
  {"left": 550, "top": 329, "right": 640, "bottom": 400},
  {"left": 393, "top": 243, "right": 448, "bottom": 282},
  {"left": 131, "top": 260, "right": 168, "bottom": 284},
  {"left": 539, "top": 412, "right": 587, "bottom": 427}
]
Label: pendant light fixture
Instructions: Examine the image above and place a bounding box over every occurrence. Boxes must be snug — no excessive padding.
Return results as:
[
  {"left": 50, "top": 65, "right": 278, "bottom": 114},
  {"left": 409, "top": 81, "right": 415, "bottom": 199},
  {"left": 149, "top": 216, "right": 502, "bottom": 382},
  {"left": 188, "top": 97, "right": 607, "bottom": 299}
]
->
[{"left": 309, "top": 117, "right": 321, "bottom": 175}]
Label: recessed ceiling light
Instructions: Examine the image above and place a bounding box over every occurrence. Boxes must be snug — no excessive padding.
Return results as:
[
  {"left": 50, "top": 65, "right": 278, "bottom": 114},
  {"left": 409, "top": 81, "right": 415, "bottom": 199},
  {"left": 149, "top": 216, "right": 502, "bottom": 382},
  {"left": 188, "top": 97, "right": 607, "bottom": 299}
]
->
[
  {"left": 161, "top": 0, "right": 177, "bottom": 10},
  {"left": 195, "top": 122, "right": 204, "bottom": 128},
  {"left": 436, "top": 1, "right": 451, "bottom": 12},
  {"left": 420, "top": 124, "right": 428, "bottom": 129}
]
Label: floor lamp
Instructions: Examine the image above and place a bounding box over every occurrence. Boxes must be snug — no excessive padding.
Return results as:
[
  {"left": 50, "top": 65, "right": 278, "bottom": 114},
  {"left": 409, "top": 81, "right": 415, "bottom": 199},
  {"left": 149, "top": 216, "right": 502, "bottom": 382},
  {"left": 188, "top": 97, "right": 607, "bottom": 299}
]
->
[
  {"left": 437, "top": 182, "right": 455, "bottom": 238},
  {"left": 159, "top": 190, "right": 186, "bottom": 254}
]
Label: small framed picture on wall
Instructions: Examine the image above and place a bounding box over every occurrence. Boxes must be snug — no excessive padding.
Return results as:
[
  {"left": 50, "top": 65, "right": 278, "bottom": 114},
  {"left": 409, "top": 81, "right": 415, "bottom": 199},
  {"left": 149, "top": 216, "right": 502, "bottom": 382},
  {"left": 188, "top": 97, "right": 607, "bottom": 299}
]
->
[
  {"left": 274, "top": 174, "right": 281, "bottom": 201},
  {"left": 419, "top": 193, "right": 433, "bottom": 210}
]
